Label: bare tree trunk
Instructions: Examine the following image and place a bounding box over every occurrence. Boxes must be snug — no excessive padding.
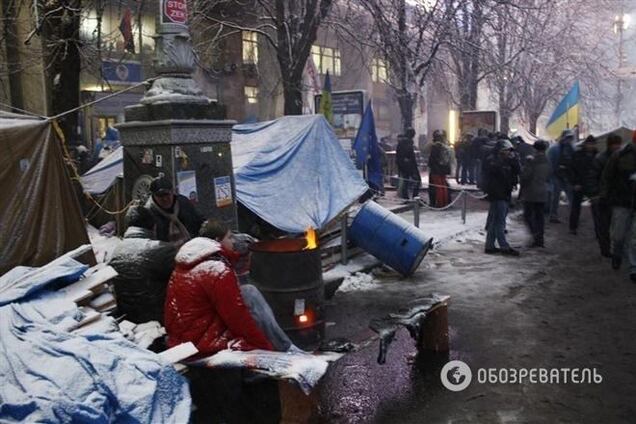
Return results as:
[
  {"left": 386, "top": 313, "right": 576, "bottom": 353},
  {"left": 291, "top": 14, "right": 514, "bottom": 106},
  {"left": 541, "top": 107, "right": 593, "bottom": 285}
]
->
[
  {"left": 397, "top": 0, "right": 413, "bottom": 131},
  {"left": 529, "top": 113, "right": 539, "bottom": 135},
  {"left": 41, "top": 0, "right": 82, "bottom": 144},
  {"left": 2, "top": 0, "right": 24, "bottom": 111},
  {"left": 283, "top": 80, "right": 304, "bottom": 115}
]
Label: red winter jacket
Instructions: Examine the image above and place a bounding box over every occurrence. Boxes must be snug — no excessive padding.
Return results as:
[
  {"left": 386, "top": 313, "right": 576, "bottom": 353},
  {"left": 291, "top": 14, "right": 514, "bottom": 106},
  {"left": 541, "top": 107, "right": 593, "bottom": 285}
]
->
[{"left": 164, "top": 237, "right": 273, "bottom": 356}]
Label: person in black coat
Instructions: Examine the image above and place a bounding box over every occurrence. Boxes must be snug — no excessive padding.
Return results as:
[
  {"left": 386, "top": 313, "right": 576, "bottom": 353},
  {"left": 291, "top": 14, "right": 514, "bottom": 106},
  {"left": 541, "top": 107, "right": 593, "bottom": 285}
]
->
[
  {"left": 471, "top": 129, "right": 489, "bottom": 187},
  {"left": 110, "top": 206, "right": 179, "bottom": 323},
  {"left": 591, "top": 135, "right": 624, "bottom": 257},
  {"left": 145, "top": 176, "right": 205, "bottom": 243},
  {"left": 483, "top": 139, "right": 520, "bottom": 256},
  {"left": 396, "top": 129, "right": 421, "bottom": 199},
  {"left": 428, "top": 130, "right": 452, "bottom": 207},
  {"left": 568, "top": 135, "right": 598, "bottom": 234}
]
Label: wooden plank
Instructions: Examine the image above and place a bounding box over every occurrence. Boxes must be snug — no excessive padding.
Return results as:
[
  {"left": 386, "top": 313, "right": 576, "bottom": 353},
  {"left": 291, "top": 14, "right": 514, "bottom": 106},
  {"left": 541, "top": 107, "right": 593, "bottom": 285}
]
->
[
  {"left": 59, "top": 266, "right": 118, "bottom": 304},
  {"left": 158, "top": 342, "right": 199, "bottom": 364}
]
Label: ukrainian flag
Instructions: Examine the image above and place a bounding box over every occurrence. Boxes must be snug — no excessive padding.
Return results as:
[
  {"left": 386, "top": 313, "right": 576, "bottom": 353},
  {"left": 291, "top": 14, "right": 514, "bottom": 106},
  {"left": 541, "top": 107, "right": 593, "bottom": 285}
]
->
[
  {"left": 319, "top": 71, "right": 333, "bottom": 124},
  {"left": 546, "top": 81, "right": 580, "bottom": 139}
]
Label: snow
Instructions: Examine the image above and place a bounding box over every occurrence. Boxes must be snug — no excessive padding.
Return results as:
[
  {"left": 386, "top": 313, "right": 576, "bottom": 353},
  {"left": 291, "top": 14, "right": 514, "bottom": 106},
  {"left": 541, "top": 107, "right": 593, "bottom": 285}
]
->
[
  {"left": 337, "top": 272, "right": 381, "bottom": 293},
  {"left": 175, "top": 237, "right": 221, "bottom": 266},
  {"left": 87, "top": 225, "right": 121, "bottom": 263}
]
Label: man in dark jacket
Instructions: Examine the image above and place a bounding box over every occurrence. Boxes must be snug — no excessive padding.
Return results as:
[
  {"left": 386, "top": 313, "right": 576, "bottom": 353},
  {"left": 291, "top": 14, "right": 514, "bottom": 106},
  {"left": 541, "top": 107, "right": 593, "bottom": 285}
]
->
[
  {"left": 109, "top": 206, "right": 179, "bottom": 323},
  {"left": 428, "top": 130, "right": 452, "bottom": 207},
  {"left": 483, "top": 140, "right": 521, "bottom": 256},
  {"left": 547, "top": 130, "right": 575, "bottom": 223},
  {"left": 601, "top": 132, "right": 636, "bottom": 280},
  {"left": 471, "top": 129, "right": 489, "bottom": 187},
  {"left": 568, "top": 135, "right": 598, "bottom": 234},
  {"left": 592, "top": 134, "right": 624, "bottom": 257},
  {"left": 396, "top": 129, "right": 421, "bottom": 200},
  {"left": 520, "top": 141, "right": 551, "bottom": 247},
  {"left": 145, "top": 176, "right": 204, "bottom": 243}
]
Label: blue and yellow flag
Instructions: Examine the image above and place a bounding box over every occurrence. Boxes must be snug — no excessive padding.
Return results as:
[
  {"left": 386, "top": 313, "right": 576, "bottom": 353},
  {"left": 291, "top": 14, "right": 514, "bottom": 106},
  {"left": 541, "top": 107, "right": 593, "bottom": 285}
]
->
[
  {"left": 319, "top": 71, "right": 333, "bottom": 124},
  {"left": 546, "top": 81, "right": 580, "bottom": 139}
]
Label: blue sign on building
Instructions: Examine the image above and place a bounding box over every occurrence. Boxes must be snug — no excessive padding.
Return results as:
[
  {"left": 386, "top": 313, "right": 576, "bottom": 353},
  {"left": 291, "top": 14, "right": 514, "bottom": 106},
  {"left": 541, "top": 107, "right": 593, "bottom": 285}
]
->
[{"left": 101, "top": 60, "right": 143, "bottom": 85}]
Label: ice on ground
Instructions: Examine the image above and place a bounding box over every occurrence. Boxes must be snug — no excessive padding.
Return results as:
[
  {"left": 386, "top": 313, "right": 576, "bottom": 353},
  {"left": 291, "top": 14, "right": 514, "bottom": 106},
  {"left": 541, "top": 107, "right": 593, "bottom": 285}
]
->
[{"left": 337, "top": 272, "right": 381, "bottom": 293}]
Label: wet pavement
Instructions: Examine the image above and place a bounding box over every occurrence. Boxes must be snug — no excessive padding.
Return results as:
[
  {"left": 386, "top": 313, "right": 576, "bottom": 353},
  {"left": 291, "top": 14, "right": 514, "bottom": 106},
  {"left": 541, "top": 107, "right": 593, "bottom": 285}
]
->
[
  {"left": 190, "top": 199, "right": 635, "bottom": 423},
  {"left": 314, "top": 202, "right": 636, "bottom": 423}
]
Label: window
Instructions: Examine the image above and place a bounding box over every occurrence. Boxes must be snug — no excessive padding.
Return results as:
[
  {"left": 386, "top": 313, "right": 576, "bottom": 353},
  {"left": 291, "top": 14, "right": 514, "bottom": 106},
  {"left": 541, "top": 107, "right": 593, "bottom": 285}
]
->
[
  {"left": 97, "top": 117, "right": 116, "bottom": 138},
  {"left": 312, "top": 45, "right": 341, "bottom": 76},
  {"left": 372, "top": 58, "right": 388, "bottom": 83},
  {"left": 242, "top": 31, "right": 258, "bottom": 65},
  {"left": 244, "top": 86, "right": 259, "bottom": 104}
]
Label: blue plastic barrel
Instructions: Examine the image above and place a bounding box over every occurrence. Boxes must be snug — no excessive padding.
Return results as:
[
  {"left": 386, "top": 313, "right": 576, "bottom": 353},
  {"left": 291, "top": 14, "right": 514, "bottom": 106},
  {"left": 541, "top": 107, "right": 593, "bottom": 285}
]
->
[{"left": 348, "top": 201, "right": 434, "bottom": 276}]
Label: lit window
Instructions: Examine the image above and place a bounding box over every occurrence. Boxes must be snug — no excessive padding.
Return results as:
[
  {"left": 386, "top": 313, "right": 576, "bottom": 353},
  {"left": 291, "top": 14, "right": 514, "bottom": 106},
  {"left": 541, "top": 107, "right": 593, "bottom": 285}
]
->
[
  {"left": 312, "top": 45, "right": 341, "bottom": 76},
  {"left": 244, "top": 86, "right": 259, "bottom": 104},
  {"left": 242, "top": 31, "right": 258, "bottom": 64},
  {"left": 372, "top": 58, "right": 388, "bottom": 83}
]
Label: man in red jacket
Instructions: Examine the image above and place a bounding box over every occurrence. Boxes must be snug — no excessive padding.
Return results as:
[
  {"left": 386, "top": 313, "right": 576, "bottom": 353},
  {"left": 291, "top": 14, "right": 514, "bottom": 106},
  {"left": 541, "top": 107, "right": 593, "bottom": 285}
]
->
[{"left": 164, "top": 220, "right": 296, "bottom": 355}]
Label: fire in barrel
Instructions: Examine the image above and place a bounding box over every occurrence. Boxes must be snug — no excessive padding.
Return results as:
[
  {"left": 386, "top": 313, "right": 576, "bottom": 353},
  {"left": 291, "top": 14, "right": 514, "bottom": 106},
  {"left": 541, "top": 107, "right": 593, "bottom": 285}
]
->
[{"left": 249, "top": 228, "right": 324, "bottom": 350}]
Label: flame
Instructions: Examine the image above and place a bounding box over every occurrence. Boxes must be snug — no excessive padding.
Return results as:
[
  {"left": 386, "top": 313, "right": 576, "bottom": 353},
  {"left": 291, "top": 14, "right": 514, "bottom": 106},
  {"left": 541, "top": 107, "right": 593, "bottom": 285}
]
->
[{"left": 304, "top": 227, "right": 317, "bottom": 250}]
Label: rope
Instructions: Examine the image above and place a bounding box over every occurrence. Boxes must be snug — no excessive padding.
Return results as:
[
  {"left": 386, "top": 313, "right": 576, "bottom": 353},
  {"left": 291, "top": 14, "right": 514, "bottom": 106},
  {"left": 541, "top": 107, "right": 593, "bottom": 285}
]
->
[
  {"left": 52, "top": 120, "right": 133, "bottom": 216},
  {"left": 46, "top": 78, "right": 157, "bottom": 121},
  {"left": 0, "top": 101, "right": 47, "bottom": 118}
]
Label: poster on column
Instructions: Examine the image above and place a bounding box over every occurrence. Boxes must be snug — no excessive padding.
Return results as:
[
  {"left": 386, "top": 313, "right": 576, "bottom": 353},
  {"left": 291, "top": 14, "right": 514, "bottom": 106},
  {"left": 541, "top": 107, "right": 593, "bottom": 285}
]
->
[
  {"left": 177, "top": 171, "right": 198, "bottom": 205},
  {"left": 214, "top": 176, "right": 232, "bottom": 207}
]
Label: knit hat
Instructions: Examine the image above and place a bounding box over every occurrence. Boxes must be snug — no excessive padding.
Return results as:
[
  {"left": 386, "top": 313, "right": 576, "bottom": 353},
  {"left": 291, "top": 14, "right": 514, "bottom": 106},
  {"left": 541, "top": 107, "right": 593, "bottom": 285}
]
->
[{"left": 149, "top": 176, "right": 173, "bottom": 195}]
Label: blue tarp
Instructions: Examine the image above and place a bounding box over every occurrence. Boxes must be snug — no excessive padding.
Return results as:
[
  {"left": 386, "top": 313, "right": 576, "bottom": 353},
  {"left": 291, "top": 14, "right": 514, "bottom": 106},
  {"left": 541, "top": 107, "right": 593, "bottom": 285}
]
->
[
  {"left": 0, "top": 257, "right": 87, "bottom": 307},
  {"left": 80, "top": 115, "right": 368, "bottom": 232},
  {"left": 232, "top": 115, "right": 368, "bottom": 232},
  {"left": 81, "top": 146, "right": 123, "bottom": 195},
  {"left": 0, "top": 262, "right": 191, "bottom": 423}
]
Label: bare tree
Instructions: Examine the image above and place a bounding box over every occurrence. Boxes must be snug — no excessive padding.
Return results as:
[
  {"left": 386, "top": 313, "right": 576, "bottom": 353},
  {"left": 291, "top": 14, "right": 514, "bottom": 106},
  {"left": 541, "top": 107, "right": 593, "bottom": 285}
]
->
[
  {"left": 191, "top": 0, "right": 333, "bottom": 115},
  {"left": 342, "top": 0, "right": 457, "bottom": 133}
]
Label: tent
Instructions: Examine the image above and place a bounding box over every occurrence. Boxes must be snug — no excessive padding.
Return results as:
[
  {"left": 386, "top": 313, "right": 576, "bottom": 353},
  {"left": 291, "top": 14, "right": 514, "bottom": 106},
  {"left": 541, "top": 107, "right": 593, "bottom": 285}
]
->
[
  {"left": 232, "top": 115, "right": 368, "bottom": 233},
  {"left": 80, "top": 147, "right": 126, "bottom": 232},
  {"left": 81, "top": 115, "right": 367, "bottom": 234},
  {"left": 593, "top": 126, "right": 633, "bottom": 153},
  {"left": 0, "top": 112, "right": 93, "bottom": 274}
]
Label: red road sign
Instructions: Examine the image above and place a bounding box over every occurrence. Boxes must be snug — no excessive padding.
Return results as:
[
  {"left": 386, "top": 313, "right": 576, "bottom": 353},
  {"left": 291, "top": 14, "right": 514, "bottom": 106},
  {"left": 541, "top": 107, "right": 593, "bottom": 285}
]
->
[{"left": 163, "top": 0, "right": 187, "bottom": 24}]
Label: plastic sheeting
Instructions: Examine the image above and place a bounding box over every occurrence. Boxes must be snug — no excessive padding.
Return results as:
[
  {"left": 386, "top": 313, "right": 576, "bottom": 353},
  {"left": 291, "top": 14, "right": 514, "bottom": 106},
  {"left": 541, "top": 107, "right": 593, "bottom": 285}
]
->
[
  {"left": 79, "top": 115, "right": 368, "bottom": 233},
  {"left": 232, "top": 115, "right": 368, "bottom": 232},
  {"left": 0, "top": 256, "right": 87, "bottom": 306},
  {"left": 0, "top": 112, "right": 92, "bottom": 274},
  {"left": 0, "top": 261, "right": 191, "bottom": 423},
  {"left": 192, "top": 349, "right": 342, "bottom": 394},
  {"left": 81, "top": 146, "right": 123, "bottom": 195}
]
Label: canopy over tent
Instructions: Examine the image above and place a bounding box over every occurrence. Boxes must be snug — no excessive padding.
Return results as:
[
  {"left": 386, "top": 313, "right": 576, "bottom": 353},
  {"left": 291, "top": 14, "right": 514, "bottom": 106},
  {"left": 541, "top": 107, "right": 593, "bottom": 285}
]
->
[
  {"left": 511, "top": 127, "right": 539, "bottom": 142},
  {"left": 0, "top": 112, "right": 92, "bottom": 274},
  {"left": 79, "top": 115, "right": 368, "bottom": 233},
  {"left": 593, "top": 126, "right": 632, "bottom": 152},
  {"left": 81, "top": 146, "right": 123, "bottom": 195},
  {"left": 232, "top": 115, "right": 368, "bottom": 233}
]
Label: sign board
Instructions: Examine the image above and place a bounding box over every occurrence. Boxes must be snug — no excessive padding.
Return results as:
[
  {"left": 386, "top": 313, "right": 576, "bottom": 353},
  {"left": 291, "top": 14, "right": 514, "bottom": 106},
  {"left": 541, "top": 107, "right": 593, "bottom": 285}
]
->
[
  {"left": 101, "top": 60, "right": 142, "bottom": 85},
  {"left": 459, "top": 110, "right": 497, "bottom": 137},
  {"left": 161, "top": 0, "right": 187, "bottom": 25},
  {"left": 214, "top": 176, "right": 232, "bottom": 207},
  {"left": 314, "top": 90, "right": 366, "bottom": 155}
]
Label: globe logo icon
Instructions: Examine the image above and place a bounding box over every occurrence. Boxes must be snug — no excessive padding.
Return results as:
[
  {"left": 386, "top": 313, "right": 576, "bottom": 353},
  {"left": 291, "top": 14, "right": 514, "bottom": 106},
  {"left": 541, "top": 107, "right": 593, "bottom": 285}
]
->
[{"left": 441, "top": 360, "right": 472, "bottom": 392}]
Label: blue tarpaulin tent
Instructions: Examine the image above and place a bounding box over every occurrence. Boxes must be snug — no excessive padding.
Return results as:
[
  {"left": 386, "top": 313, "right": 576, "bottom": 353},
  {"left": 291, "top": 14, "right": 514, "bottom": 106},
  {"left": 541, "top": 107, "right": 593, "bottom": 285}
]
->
[
  {"left": 81, "top": 115, "right": 367, "bottom": 233},
  {"left": 232, "top": 115, "right": 368, "bottom": 232}
]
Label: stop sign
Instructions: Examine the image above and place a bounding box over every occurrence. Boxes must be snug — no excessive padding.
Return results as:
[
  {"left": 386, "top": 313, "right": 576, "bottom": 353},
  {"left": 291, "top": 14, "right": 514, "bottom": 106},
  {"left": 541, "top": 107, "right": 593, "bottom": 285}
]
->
[{"left": 163, "top": 0, "right": 187, "bottom": 24}]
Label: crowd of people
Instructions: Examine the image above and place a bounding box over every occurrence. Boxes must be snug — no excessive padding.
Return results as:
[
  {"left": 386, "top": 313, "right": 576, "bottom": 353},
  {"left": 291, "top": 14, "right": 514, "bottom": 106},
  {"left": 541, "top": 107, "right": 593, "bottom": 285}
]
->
[
  {"left": 394, "top": 125, "right": 635, "bottom": 282},
  {"left": 475, "top": 129, "right": 636, "bottom": 283},
  {"left": 108, "top": 176, "right": 300, "bottom": 358}
]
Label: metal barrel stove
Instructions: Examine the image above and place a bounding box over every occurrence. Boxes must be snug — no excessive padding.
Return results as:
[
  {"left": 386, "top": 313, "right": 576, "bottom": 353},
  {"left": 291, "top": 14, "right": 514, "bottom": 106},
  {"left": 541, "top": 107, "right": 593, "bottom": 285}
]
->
[
  {"left": 349, "top": 200, "right": 434, "bottom": 276},
  {"left": 249, "top": 238, "right": 324, "bottom": 350}
]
